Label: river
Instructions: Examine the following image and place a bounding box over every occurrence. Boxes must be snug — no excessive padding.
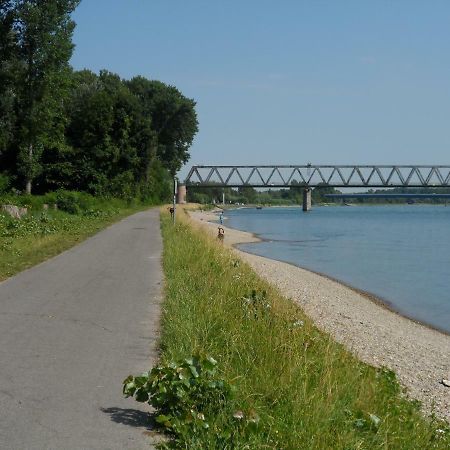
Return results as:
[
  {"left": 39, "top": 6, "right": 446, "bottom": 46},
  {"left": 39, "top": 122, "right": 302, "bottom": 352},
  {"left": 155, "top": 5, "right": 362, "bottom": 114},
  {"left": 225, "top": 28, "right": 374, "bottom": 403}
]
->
[{"left": 226, "top": 205, "right": 450, "bottom": 334}]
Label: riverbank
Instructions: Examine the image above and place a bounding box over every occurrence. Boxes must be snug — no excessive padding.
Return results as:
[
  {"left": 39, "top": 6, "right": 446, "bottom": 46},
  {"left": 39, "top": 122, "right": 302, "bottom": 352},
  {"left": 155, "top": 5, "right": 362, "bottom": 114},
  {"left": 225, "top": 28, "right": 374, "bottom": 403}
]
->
[{"left": 188, "top": 208, "right": 450, "bottom": 423}]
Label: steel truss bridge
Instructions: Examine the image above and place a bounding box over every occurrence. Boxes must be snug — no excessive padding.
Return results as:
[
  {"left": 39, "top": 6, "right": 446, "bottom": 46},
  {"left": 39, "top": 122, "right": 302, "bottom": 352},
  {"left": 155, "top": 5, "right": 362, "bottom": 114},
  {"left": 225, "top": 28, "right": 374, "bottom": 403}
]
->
[{"left": 185, "top": 165, "right": 450, "bottom": 188}]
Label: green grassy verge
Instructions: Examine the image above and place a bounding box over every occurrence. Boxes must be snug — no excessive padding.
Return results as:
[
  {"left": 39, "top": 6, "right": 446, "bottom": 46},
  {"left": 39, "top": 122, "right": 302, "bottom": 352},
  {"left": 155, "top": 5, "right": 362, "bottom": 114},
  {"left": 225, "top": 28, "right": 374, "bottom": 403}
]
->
[
  {"left": 159, "top": 211, "right": 449, "bottom": 449},
  {"left": 0, "top": 198, "right": 152, "bottom": 281}
]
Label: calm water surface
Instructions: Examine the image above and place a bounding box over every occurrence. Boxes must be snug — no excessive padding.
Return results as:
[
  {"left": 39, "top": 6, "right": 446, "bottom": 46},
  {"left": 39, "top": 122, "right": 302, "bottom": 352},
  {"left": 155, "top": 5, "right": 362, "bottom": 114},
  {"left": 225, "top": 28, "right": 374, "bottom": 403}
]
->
[{"left": 226, "top": 205, "right": 450, "bottom": 333}]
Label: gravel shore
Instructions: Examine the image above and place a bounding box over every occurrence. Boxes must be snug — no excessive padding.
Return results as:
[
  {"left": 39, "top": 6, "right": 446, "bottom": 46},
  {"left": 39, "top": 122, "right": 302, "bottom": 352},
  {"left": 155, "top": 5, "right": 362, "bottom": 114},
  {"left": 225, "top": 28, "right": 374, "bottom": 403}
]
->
[{"left": 189, "top": 208, "right": 450, "bottom": 423}]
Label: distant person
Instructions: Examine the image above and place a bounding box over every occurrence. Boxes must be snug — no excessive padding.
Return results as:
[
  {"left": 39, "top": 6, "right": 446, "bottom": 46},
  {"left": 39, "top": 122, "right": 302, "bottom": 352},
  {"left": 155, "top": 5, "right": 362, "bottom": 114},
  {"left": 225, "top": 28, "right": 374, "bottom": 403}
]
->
[
  {"left": 168, "top": 206, "right": 174, "bottom": 219},
  {"left": 217, "top": 227, "right": 225, "bottom": 242},
  {"left": 219, "top": 211, "right": 224, "bottom": 224}
]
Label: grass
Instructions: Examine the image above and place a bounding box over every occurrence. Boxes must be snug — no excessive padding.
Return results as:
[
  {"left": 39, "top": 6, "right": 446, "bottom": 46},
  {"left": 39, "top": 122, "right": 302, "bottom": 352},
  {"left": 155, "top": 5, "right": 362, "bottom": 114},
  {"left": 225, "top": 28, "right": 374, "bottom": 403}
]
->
[
  {"left": 159, "top": 210, "right": 450, "bottom": 449},
  {"left": 0, "top": 199, "right": 151, "bottom": 281}
]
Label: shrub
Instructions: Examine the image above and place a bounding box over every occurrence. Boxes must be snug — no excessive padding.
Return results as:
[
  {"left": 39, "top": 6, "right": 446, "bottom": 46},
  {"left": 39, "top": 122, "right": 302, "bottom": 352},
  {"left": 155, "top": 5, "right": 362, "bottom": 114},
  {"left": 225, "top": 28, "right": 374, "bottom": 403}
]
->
[
  {"left": 0, "top": 173, "right": 11, "bottom": 194},
  {"left": 55, "top": 190, "right": 81, "bottom": 214},
  {"left": 55, "top": 190, "right": 96, "bottom": 214},
  {"left": 123, "top": 356, "right": 233, "bottom": 434},
  {"left": 0, "top": 192, "right": 46, "bottom": 211}
]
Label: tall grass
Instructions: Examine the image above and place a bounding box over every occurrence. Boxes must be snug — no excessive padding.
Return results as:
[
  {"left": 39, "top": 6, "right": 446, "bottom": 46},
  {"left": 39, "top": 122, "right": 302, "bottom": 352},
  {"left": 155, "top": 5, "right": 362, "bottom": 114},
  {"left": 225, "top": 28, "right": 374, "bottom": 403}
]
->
[
  {"left": 0, "top": 193, "right": 153, "bottom": 280},
  {"left": 160, "top": 211, "right": 449, "bottom": 449}
]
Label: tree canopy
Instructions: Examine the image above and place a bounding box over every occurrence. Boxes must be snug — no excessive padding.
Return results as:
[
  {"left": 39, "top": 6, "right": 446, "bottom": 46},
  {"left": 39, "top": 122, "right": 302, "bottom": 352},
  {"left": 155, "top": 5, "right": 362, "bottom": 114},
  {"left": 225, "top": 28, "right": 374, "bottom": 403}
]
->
[{"left": 0, "top": 1, "right": 198, "bottom": 202}]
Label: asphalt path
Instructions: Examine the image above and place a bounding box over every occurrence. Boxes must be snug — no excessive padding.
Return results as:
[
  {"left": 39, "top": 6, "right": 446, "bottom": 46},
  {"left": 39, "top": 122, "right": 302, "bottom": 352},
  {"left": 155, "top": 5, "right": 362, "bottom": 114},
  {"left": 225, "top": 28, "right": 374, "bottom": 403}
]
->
[{"left": 0, "top": 209, "right": 163, "bottom": 449}]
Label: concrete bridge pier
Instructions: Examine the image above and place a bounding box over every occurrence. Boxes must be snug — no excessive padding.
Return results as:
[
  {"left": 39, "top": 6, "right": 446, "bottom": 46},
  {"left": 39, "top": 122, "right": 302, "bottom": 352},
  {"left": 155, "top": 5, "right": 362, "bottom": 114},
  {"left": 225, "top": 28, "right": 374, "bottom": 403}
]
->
[{"left": 303, "top": 188, "right": 311, "bottom": 211}]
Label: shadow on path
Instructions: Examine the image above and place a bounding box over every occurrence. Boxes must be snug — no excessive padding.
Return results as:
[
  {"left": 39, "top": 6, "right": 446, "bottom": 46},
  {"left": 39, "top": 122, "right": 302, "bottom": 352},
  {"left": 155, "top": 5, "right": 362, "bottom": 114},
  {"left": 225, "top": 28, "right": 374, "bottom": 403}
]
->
[{"left": 101, "top": 407, "right": 154, "bottom": 429}]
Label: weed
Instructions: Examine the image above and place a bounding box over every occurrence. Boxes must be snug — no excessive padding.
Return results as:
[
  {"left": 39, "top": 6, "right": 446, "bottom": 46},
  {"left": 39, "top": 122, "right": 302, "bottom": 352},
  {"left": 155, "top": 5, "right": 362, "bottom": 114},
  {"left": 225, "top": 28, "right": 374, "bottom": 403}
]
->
[
  {"left": 124, "top": 356, "right": 232, "bottom": 433},
  {"left": 124, "top": 355, "right": 265, "bottom": 448},
  {"left": 0, "top": 195, "right": 154, "bottom": 280}
]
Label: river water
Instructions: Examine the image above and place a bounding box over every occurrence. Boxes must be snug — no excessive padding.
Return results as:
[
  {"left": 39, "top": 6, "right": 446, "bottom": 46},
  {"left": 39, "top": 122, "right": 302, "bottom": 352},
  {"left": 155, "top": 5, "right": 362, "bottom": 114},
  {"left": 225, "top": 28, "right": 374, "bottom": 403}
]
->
[{"left": 226, "top": 205, "right": 450, "bottom": 334}]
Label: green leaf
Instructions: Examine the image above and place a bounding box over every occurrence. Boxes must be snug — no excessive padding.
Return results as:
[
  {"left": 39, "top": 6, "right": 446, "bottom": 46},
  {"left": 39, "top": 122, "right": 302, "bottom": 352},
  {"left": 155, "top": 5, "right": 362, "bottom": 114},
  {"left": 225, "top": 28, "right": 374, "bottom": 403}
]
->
[
  {"left": 203, "top": 356, "right": 217, "bottom": 371},
  {"left": 134, "top": 387, "right": 150, "bottom": 403},
  {"left": 134, "top": 375, "right": 148, "bottom": 386},
  {"left": 247, "top": 420, "right": 259, "bottom": 432},
  {"left": 123, "top": 381, "right": 136, "bottom": 396},
  {"left": 123, "top": 375, "right": 134, "bottom": 384},
  {"left": 155, "top": 414, "right": 173, "bottom": 428},
  {"left": 155, "top": 414, "right": 171, "bottom": 424},
  {"left": 189, "top": 365, "right": 199, "bottom": 378}
]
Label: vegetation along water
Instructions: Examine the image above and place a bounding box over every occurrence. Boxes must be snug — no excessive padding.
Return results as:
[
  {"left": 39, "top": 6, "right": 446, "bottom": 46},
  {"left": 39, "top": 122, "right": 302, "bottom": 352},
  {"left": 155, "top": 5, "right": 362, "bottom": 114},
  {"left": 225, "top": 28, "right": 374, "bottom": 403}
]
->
[
  {"left": 136, "top": 211, "right": 450, "bottom": 449},
  {"left": 226, "top": 205, "right": 450, "bottom": 334}
]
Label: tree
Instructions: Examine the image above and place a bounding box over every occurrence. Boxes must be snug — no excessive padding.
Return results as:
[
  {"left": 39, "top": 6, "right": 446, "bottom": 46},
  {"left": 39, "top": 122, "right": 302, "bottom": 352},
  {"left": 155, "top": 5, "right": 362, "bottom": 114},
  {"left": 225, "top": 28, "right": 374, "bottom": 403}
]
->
[
  {"left": 0, "top": 1, "right": 17, "bottom": 166},
  {"left": 65, "top": 72, "right": 117, "bottom": 194},
  {"left": 62, "top": 70, "right": 158, "bottom": 197},
  {"left": 10, "top": 0, "right": 80, "bottom": 193},
  {"left": 312, "top": 183, "right": 339, "bottom": 203},
  {"left": 237, "top": 185, "right": 258, "bottom": 203},
  {"left": 127, "top": 77, "right": 198, "bottom": 176},
  {"left": 0, "top": 3, "right": 198, "bottom": 201}
]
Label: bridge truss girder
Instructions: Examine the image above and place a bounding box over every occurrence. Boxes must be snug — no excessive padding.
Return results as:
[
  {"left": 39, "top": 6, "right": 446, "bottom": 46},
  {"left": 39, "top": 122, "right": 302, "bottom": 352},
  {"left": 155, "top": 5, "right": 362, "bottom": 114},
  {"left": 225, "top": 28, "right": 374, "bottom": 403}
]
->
[{"left": 185, "top": 165, "right": 450, "bottom": 188}]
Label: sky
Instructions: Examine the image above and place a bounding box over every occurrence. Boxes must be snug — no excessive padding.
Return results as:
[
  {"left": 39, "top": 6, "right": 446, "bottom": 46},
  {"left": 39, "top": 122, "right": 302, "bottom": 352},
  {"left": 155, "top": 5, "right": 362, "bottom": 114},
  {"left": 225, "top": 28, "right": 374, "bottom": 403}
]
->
[{"left": 70, "top": 1, "right": 450, "bottom": 178}]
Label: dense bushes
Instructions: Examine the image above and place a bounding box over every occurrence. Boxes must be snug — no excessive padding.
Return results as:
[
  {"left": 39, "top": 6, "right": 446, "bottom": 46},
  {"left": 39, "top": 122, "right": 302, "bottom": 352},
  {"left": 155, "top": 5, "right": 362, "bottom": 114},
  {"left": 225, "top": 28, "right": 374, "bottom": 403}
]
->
[
  {"left": 1, "top": 190, "right": 80, "bottom": 213},
  {"left": 55, "top": 190, "right": 95, "bottom": 214}
]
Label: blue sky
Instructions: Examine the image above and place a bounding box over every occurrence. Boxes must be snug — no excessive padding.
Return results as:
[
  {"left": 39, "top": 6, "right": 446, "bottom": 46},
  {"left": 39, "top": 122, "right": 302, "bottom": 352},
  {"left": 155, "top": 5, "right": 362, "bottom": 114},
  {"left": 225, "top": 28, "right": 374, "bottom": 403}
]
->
[{"left": 71, "top": 1, "right": 450, "bottom": 177}]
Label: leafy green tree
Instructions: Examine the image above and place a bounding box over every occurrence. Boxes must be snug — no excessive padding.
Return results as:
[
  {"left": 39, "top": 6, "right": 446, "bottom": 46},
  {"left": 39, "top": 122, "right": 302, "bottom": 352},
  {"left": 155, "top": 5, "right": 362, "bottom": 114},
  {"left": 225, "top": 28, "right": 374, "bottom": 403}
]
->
[
  {"left": 0, "top": 1, "right": 17, "bottom": 167},
  {"left": 142, "top": 158, "right": 172, "bottom": 203},
  {"left": 63, "top": 70, "right": 157, "bottom": 197},
  {"left": 10, "top": 0, "right": 79, "bottom": 194},
  {"left": 1, "top": 5, "right": 197, "bottom": 202},
  {"left": 65, "top": 72, "right": 117, "bottom": 194},
  {"left": 237, "top": 185, "right": 258, "bottom": 203},
  {"left": 312, "top": 183, "right": 340, "bottom": 203},
  {"left": 127, "top": 77, "right": 198, "bottom": 176}
]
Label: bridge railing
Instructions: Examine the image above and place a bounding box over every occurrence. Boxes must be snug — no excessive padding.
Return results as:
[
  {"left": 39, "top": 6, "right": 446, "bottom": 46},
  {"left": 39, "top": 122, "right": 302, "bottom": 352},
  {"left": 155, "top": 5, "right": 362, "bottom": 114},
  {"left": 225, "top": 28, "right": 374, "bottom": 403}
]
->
[{"left": 185, "top": 165, "right": 450, "bottom": 188}]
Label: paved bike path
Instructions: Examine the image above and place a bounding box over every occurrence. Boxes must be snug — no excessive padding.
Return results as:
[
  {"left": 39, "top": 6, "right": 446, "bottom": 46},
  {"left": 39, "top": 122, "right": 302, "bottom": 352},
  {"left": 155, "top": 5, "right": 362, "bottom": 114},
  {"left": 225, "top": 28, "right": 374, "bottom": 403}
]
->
[{"left": 0, "top": 209, "right": 162, "bottom": 449}]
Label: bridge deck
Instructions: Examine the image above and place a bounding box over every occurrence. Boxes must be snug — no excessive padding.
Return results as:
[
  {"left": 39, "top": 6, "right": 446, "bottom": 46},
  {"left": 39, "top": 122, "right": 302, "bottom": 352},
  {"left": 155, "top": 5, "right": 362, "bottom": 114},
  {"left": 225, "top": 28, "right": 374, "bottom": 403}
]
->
[{"left": 185, "top": 165, "right": 450, "bottom": 188}]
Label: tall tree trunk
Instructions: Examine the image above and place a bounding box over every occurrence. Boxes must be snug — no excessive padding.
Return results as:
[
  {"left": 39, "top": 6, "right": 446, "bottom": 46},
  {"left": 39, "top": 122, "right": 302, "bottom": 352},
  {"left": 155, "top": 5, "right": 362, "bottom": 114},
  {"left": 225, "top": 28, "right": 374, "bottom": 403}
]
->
[{"left": 25, "top": 143, "right": 33, "bottom": 194}]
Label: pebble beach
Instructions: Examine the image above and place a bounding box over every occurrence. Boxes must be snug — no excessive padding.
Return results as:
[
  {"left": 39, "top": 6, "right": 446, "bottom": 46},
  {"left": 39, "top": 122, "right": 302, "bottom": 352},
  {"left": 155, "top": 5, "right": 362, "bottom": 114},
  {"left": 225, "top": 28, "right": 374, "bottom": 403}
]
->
[{"left": 188, "top": 208, "right": 450, "bottom": 423}]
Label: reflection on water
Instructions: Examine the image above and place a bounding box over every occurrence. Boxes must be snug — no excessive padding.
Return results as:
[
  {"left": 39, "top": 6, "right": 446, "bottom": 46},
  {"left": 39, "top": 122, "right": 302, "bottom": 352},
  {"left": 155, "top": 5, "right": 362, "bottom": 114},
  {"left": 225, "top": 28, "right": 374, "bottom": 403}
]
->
[{"left": 226, "top": 205, "right": 450, "bottom": 334}]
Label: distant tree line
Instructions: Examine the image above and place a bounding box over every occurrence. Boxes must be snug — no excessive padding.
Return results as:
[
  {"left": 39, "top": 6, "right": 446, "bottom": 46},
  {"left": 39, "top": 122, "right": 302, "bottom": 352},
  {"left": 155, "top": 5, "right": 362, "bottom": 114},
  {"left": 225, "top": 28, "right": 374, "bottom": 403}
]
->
[
  {"left": 345, "top": 187, "right": 450, "bottom": 204},
  {"left": 187, "top": 182, "right": 338, "bottom": 205},
  {"left": 0, "top": 1, "right": 198, "bottom": 202},
  {"left": 188, "top": 183, "right": 450, "bottom": 206}
]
